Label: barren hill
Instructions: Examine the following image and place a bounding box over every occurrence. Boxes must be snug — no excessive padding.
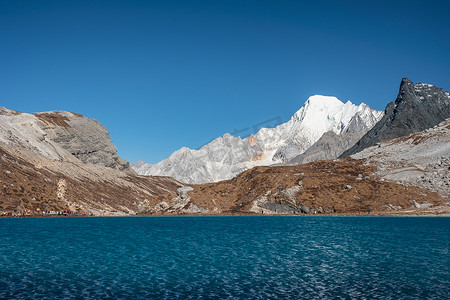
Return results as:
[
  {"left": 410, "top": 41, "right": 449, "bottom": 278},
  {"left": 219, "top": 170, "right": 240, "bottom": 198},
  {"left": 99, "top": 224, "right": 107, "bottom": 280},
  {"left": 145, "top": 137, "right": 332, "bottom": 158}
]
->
[
  {"left": 145, "top": 158, "right": 447, "bottom": 216},
  {"left": 0, "top": 107, "right": 183, "bottom": 215}
]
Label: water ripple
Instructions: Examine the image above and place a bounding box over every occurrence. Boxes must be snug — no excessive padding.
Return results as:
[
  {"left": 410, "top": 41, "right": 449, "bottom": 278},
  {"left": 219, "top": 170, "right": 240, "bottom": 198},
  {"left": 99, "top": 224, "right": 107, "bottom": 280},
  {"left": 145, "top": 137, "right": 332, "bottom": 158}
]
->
[{"left": 0, "top": 216, "right": 449, "bottom": 299}]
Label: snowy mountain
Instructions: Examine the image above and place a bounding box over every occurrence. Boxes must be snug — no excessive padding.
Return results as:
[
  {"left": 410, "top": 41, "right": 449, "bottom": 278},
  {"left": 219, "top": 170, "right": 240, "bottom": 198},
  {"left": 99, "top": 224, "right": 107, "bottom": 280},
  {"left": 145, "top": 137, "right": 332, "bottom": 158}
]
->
[{"left": 132, "top": 95, "right": 383, "bottom": 184}]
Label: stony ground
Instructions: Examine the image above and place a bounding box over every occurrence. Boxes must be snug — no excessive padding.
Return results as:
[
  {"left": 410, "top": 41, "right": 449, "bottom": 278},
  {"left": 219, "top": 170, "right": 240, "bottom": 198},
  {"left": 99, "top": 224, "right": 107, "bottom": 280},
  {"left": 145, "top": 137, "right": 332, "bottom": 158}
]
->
[{"left": 352, "top": 119, "right": 450, "bottom": 199}]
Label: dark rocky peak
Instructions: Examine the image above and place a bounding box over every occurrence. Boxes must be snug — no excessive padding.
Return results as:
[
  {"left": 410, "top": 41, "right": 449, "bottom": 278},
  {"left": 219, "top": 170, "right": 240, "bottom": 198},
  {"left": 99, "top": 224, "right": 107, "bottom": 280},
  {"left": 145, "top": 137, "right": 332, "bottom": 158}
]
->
[
  {"left": 395, "top": 77, "right": 449, "bottom": 107},
  {"left": 341, "top": 78, "right": 450, "bottom": 157},
  {"left": 399, "top": 77, "right": 415, "bottom": 93}
]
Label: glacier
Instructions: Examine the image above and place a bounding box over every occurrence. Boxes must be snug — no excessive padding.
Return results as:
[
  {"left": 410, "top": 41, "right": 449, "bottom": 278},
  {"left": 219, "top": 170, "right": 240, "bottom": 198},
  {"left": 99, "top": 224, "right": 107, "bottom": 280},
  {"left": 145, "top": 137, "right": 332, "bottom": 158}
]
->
[{"left": 132, "top": 95, "right": 383, "bottom": 184}]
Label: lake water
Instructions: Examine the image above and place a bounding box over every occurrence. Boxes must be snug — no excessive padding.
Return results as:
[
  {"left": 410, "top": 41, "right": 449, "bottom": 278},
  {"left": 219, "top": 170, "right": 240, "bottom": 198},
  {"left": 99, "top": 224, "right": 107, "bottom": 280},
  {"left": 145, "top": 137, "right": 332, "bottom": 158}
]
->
[{"left": 0, "top": 216, "right": 449, "bottom": 299}]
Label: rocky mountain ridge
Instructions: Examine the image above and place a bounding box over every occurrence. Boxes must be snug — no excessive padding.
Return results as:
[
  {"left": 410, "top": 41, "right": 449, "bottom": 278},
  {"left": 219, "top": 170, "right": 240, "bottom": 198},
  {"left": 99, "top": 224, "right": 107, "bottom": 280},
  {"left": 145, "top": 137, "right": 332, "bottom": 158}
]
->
[{"left": 341, "top": 78, "right": 450, "bottom": 157}]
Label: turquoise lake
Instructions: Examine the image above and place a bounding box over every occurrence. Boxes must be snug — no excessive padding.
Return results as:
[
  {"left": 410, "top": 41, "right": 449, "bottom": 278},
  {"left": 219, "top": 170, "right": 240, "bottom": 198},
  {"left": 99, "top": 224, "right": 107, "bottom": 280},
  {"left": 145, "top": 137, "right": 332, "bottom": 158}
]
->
[{"left": 1, "top": 216, "right": 449, "bottom": 299}]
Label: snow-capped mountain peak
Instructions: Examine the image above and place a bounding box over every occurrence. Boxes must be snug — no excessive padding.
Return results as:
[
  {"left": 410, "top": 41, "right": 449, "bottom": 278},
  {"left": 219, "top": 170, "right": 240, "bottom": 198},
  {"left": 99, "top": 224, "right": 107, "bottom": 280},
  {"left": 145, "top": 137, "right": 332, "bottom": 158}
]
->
[{"left": 132, "top": 95, "right": 383, "bottom": 184}]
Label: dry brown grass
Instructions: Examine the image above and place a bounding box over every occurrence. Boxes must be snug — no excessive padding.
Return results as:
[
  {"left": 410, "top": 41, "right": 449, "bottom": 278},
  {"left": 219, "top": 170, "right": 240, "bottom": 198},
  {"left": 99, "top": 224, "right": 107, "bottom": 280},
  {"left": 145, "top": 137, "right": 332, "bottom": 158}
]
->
[
  {"left": 35, "top": 113, "right": 71, "bottom": 127},
  {"left": 150, "top": 158, "right": 445, "bottom": 214},
  {"left": 0, "top": 147, "right": 182, "bottom": 213}
]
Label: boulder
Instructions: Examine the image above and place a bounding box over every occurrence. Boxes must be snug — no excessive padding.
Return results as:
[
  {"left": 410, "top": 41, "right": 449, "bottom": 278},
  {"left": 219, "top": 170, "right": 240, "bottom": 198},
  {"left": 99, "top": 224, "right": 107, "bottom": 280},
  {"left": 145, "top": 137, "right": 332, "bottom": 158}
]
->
[{"left": 177, "top": 186, "right": 194, "bottom": 200}]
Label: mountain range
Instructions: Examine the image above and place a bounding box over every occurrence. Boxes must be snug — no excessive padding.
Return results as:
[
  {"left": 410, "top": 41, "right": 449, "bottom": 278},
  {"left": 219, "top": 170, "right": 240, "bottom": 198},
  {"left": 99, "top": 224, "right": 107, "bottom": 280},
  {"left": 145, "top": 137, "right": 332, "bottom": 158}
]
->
[
  {"left": 132, "top": 96, "right": 383, "bottom": 184},
  {"left": 133, "top": 78, "right": 450, "bottom": 186},
  {"left": 0, "top": 77, "right": 448, "bottom": 216}
]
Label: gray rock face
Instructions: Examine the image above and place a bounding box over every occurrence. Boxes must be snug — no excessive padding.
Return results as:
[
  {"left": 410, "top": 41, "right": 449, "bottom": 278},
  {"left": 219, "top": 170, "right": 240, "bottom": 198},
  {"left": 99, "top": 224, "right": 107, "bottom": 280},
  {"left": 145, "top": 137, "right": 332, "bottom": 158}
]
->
[
  {"left": 35, "top": 112, "right": 131, "bottom": 171},
  {"left": 0, "top": 108, "right": 131, "bottom": 172},
  {"left": 298, "top": 204, "right": 311, "bottom": 214},
  {"left": 177, "top": 186, "right": 194, "bottom": 200},
  {"left": 341, "top": 78, "right": 450, "bottom": 157},
  {"left": 288, "top": 108, "right": 380, "bottom": 164},
  {"left": 259, "top": 202, "right": 295, "bottom": 214},
  {"left": 410, "top": 200, "right": 433, "bottom": 209},
  {"left": 288, "top": 131, "right": 362, "bottom": 165}
]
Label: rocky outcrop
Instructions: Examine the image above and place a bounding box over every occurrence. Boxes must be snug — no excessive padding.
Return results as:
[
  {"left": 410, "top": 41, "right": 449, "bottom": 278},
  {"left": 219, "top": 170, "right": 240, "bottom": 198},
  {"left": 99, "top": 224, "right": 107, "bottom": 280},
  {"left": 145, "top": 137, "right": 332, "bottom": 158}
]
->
[
  {"left": 152, "top": 186, "right": 208, "bottom": 214},
  {"left": 341, "top": 78, "right": 450, "bottom": 157},
  {"left": 35, "top": 111, "right": 131, "bottom": 171},
  {"left": 0, "top": 107, "right": 131, "bottom": 172},
  {"left": 177, "top": 186, "right": 194, "bottom": 200}
]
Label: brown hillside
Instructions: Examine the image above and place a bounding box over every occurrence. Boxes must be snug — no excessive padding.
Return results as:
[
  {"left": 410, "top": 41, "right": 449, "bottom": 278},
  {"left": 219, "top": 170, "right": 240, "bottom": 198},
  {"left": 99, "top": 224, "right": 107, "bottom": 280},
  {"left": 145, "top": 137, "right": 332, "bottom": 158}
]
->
[
  {"left": 148, "top": 158, "right": 446, "bottom": 215},
  {"left": 0, "top": 147, "right": 182, "bottom": 214}
]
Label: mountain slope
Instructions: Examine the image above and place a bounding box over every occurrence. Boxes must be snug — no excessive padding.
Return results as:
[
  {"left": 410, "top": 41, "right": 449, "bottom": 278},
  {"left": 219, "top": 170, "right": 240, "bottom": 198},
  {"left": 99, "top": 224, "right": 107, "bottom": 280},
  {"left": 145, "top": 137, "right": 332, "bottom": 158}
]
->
[
  {"left": 351, "top": 118, "right": 450, "bottom": 198},
  {"left": 0, "top": 107, "right": 182, "bottom": 215},
  {"left": 341, "top": 78, "right": 450, "bottom": 157},
  {"left": 144, "top": 158, "right": 446, "bottom": 215},
  {"left": 287, "top": 131, "right": 362, "bottom": 165},
  {"left": 143, "top": 121, "right": 449, "bottom": 216},
  {"left": 133, "top": 96, "right": 383, "bottom": 184}
]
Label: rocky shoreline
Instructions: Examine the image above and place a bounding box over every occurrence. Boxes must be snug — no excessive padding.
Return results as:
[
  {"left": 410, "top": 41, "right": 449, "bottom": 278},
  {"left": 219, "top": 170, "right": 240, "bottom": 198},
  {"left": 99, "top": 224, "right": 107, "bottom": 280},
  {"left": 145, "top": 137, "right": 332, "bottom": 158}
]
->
[{"left": 2, "top": 210, "right": 449, "bottom": 218}]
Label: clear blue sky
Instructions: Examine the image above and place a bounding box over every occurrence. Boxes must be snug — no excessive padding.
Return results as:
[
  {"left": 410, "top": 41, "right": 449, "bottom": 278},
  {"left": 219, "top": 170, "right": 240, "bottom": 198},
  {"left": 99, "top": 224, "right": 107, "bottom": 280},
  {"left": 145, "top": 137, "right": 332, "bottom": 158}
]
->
[{"left": 1, "top": 0, "right": 449, "bottom": 163}]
